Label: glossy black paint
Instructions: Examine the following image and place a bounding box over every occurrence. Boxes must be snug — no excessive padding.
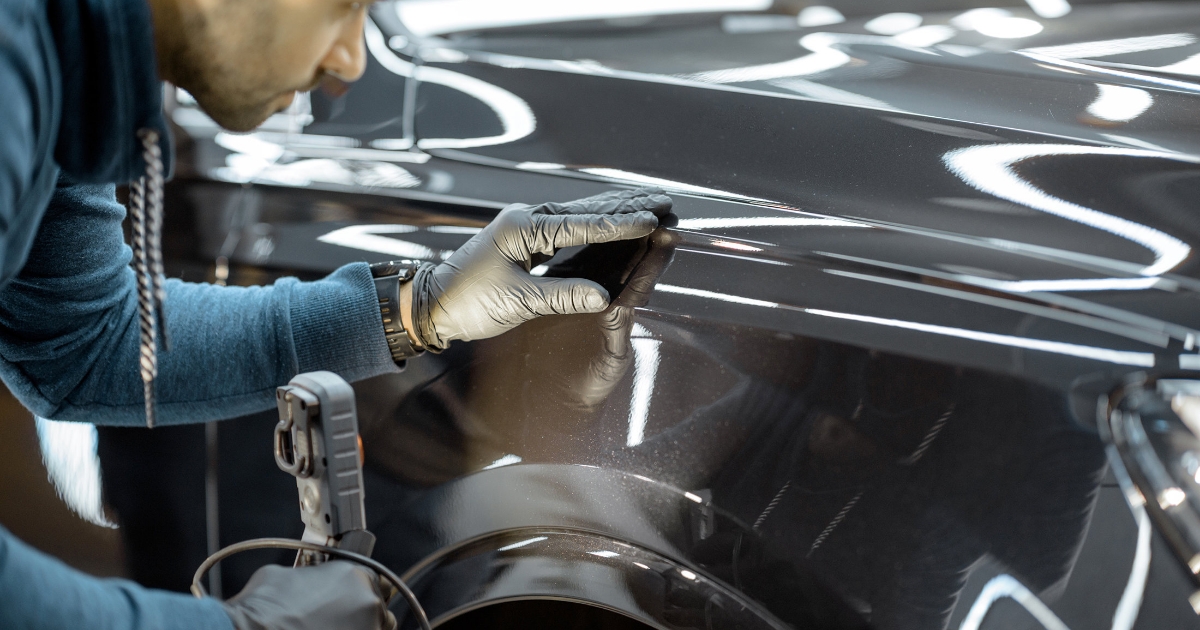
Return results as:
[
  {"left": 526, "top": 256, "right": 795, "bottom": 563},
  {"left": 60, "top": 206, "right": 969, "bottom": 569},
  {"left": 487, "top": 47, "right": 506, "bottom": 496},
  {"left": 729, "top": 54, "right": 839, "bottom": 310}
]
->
[{"left": 100, "top": 3, "right": 1200, "bottom": 629}]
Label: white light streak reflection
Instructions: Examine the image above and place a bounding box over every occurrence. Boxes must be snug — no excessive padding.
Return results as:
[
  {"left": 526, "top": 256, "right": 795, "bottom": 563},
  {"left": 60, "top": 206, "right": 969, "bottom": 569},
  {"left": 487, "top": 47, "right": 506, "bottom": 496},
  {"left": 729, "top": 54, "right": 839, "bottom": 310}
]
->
[
  {"left": 36, "top": 418, "right": 117, "bottom": 528},
  {"left": 1113, "top": 505, "right": 1152, "bottom": 630},
  {"left": 939, "top": 44, "right": 987, "bottom": 57},
  {"left": 655, "top": 284, "right": 780, "bottom": 308},
  {"left": 1025, "top": 0, "right": 1071, "bottom": 19},
  {"left": 680, "top": 569, "right": 698, "bottom": 580},
  {"left": 985, "top": 277, "right": 1166, "bottom": 292},
  {"left": 633, "top": 562, "right": 651, "bottom": 570},
  {"left": 943, "top": 144, "right": 1194, "bottom": 276},
  {"left": 423, "top": 47, "right": 470, "bottom": 64},
  {"left": 627, "top": 338, "right": 662, "bottom": 447},
  {"left": 710, "top": 240, "right": 762, "bottom": 252},
  {"left": 951, "top": 8, "right": 1012, "bottom": 31},
  {"left": 769, "top": 78, "right": 896, "bottom": 109},
  {"left": 1160, "top": 487, "right": 1187, "bottom": 508},
  {"left": 365, "top": 20, "right": 415, "bottom": 77},
  {"left": 580, "top": 168, "right": 769, "bottom": 202},
  {"left": 1155, "top": 53, "right": 1200, "bottom": 77},
  {"left": 806, "top": 308, "right": 1156, "bottom": 366},
  {"left": 317, "top": 225, "right": 454, "bottom": 260},
  {"left": 975, "top": 17, "right": 1043, "bottom": 39},
  {"left": 865, "top": 13, "right": 922, "bottom": 35},
  {"left": 516, "top": 162, "right": 566, "bottom": 170},
  {"left": 797, "top": 6, "right": 844, "bottom": 27},
  {"left": 588, "top": 550, "right": 620, "bottom": 558},
  {"left": 483, "top": 454, "right": 523, "bottom": 470},
  {"left": 1102, "top": 134, "right": 1178, "bottom": 153},
  {"left": 368, "top": 19, "right": 537, "bottom": 151},
  {"left": 676, "top": 217, "right": 868, "bottom": 230},
  {"left": 1024, "top": 52, "right": 1200, "bottom": 93},
  {"left": 370, "top": 138, "right": 414, "bottom": 151},
  {"left": 1088, "top": 84, "right": 1153, "bottom": 122},
  {"left": 1022, "top": 33, "right": 1196, "bottom": 60},
  {"left": 685, "top": 248, "right": 788, "bottom": 266},
  {"left": 684, "top": 492, "right": 705, "bottom": 504},
  {"left": 497, "top": 536, "right": 547, "bottom": 552},
  {"left": 215, "top": 132, "right": 285, "bottom": 161},
  {"left": 959, "top": 574, "right": 1069, "bottom": 630},
  {"left": 395, "top": 0, "right": 774, "bottom": 37},
  {"left": 654, "top": 284, "right": 1155, "bottom": 366},
  {"left": 688, "top": 32, "right": 852, "bottom": 83},
  {"left": 427, "top": 226, "right": 483, "bottom": 235},
  {"left": 415, "top": 66, "right": 537, "bottom": 150}
]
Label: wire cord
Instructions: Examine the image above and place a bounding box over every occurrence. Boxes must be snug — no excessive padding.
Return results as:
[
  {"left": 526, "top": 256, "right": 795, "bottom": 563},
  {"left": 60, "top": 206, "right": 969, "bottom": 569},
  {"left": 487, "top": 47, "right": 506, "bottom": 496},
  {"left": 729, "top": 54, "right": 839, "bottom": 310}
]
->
[{"left": 191, "top": 538, "right": 432, "bottom": 630}]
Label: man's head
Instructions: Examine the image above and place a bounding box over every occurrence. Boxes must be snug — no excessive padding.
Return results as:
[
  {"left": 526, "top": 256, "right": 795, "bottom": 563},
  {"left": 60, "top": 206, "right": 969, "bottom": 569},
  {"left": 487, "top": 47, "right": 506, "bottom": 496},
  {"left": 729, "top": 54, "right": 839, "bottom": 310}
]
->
[{"left": 149, "top": 0, "right": 371, "bottom": 131}]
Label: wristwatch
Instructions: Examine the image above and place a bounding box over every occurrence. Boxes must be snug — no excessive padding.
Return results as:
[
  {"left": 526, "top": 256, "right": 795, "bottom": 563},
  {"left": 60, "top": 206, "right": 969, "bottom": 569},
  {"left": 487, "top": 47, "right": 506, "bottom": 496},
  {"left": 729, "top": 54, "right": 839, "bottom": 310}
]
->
[{"left": 369, "top": 261, "right": 424, "bottom": 365}]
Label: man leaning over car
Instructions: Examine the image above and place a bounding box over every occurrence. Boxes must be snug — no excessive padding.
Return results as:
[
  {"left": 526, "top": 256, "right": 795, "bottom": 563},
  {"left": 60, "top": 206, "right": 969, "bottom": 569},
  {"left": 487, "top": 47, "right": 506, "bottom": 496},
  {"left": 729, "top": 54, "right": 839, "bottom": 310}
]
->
[{"left": 0, "top": 0, "right": 672, "bottom": 628}]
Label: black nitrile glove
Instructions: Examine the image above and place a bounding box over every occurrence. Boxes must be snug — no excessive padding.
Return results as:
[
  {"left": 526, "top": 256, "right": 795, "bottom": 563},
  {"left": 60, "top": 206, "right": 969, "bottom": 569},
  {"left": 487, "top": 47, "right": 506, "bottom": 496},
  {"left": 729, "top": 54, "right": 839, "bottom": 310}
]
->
[
  {"left": 410, "top": 187, "right": 673, "bottom": 350},
  {"left": 222, "top": 561, "right": 396, "bottom": 630}
]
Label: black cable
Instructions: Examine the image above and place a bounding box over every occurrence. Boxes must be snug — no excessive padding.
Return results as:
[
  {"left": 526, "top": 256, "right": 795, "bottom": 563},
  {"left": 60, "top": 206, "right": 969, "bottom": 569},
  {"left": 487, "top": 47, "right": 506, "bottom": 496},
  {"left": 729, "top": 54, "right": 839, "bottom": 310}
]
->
[{"left": 191, "top": 538, "right": 432, "bottom": 630}]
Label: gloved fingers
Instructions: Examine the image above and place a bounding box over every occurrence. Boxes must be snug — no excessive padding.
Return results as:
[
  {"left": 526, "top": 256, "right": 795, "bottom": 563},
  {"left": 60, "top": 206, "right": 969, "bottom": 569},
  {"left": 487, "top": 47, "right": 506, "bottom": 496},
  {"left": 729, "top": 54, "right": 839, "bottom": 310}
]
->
[
  {"left": 527, "top": 212, "right": 658, "bottom": 255},
  {"left": 539, "top": 187, "right": 672, "bottom": 217},
  {"left": 611, "top": 228, "right": 678, "bottom": 309},
  {"left": 382, "top": 610, "right": 398, "bottom": 630},
  {"left": 528, "top": 277, "right": 611, "bottom": 316}
]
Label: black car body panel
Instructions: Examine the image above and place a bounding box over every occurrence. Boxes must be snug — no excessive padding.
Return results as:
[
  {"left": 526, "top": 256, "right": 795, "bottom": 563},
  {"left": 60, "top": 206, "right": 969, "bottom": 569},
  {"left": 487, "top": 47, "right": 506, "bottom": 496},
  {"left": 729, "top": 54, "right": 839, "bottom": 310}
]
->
[{"left": 99, "top": 2, "right": 1200, "bottom": 629}]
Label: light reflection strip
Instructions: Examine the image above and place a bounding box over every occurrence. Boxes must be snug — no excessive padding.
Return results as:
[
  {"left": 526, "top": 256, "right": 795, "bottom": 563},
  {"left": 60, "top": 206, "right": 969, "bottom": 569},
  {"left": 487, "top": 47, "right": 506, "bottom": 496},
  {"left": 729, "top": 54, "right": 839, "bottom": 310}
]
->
[
  {"left": 1021, "top": 33, "right": 1196, "bottom": 60},
  {"left": 943, "top": 144, "right": 1194, "bottom": 276},
  {"left": 805, "top": 308, "right": 1155, "bottom": 366},
  {"left": 581, "top": 168, "right": 770, "bottom": 203},
  {"left": 985, "top": 277, "right": 1165, "bottom": 292},
  {"left": 317, "top": 225, "right": 454, "bottom": 260},
  {"left": 1112, "top": 506, "right": 1152, "bottom": 630},
  {"left": 959, "top": 574, "right": 1069, "bottom": 630},
  {"left": 497, "top": 536, "right": 547, "bottom": 552},
  {"left": 366, "top": 20, "right": 538, "bottom": 151},
  {"left": 1019, "top": 52, "right": 1200, "bottom": 93},
  {"left": 655, "top": 284, "right": 1155, "bottom": 366},
  {"left": 675, "top": 217, "right": 868, "bottom": 229},
  {"left": 627, "top": 338, "right": 661, "bottom": 447},
  {"left": 1087, "top": 84, "right": 1153, "bottom": 122}
]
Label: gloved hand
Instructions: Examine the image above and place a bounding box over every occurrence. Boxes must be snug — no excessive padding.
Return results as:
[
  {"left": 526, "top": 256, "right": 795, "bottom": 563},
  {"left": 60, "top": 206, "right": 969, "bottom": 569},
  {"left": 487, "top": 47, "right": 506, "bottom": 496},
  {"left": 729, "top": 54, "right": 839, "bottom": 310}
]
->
[
  {"left": 222, "top": 561, "right": 396, "bottom": 630},
  {"left": 410, "top": 187, "right": 672, "bottom": 350}
]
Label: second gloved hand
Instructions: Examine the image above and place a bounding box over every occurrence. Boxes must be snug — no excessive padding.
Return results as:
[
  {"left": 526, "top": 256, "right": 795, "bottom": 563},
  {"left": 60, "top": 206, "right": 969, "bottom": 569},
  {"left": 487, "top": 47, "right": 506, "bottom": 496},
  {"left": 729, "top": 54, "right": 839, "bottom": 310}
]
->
[
  {"left": 410, "top": 187, "right": 672, "bottom": 350},
  {"left": 222, "top": 561, "right": 396, "bottom": 630}
]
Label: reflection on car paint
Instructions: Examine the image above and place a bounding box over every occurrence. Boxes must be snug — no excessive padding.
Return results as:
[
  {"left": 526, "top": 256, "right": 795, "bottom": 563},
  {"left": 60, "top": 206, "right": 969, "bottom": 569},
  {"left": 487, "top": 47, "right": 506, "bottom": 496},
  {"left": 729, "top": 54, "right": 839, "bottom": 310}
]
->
[
  {"left": 102, "top": 3, "right": 1200, "bottom": 628},
  {"left": 942, "top": 144, "right": 1194, "bottom": 276}
]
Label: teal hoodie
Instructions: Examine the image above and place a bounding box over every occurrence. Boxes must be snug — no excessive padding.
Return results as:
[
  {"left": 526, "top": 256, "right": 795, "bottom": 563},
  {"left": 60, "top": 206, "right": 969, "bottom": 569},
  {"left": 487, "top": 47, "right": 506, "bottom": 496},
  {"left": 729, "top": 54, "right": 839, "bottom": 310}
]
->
[{"left": 0, "top": 0, "right": 397, "bottom": 626}]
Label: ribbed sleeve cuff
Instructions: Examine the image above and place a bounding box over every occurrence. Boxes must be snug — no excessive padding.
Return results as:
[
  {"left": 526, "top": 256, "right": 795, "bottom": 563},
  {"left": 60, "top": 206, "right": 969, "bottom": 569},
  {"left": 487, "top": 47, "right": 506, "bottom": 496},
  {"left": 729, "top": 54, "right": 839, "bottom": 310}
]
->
[
  {"left": 133, "top": 589, "right": 235, "bottom": 630},
  {"left": 289, "top": 263, "right": 400, "bottom": 382}
]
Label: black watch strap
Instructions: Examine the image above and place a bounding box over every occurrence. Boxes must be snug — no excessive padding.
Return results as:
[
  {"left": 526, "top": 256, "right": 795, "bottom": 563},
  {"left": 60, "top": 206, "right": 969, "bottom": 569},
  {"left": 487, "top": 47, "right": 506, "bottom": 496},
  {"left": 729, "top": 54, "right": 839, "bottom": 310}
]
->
[{"left": 369, "top": 261, "right": 423, "bottom": 365}]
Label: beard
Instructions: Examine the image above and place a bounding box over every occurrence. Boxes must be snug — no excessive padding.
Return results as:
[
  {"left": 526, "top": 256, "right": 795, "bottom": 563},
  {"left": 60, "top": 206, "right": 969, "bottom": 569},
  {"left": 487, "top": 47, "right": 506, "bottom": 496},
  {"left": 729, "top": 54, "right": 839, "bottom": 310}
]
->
[{"left": 167, "top": 1, "right": 303, "bottom": 132}]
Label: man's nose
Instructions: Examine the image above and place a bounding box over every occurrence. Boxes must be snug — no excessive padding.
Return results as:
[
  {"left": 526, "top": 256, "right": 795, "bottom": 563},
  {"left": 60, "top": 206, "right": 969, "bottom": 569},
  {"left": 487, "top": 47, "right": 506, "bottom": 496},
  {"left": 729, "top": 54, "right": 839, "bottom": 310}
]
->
[{"left": 320, "top": 10, "right": 368, "bottom": 82}]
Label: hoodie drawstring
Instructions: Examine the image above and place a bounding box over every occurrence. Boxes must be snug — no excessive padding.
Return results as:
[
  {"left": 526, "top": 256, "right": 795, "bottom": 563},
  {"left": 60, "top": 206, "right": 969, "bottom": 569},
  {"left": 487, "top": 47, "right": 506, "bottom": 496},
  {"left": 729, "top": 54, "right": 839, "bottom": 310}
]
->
[{"left": 129, "top": 128, "right": 166, "bottom": 428}]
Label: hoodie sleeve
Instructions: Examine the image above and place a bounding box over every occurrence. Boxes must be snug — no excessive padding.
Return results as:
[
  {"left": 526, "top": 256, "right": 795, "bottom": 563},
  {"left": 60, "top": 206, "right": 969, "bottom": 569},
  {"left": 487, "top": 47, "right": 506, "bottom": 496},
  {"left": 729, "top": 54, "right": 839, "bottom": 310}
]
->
[
  {"left": 0, "top": 525, "right": 234, "bottom": 630},
  {"left": 0, "top": 178, "right": 400, "bottom": 425}
]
